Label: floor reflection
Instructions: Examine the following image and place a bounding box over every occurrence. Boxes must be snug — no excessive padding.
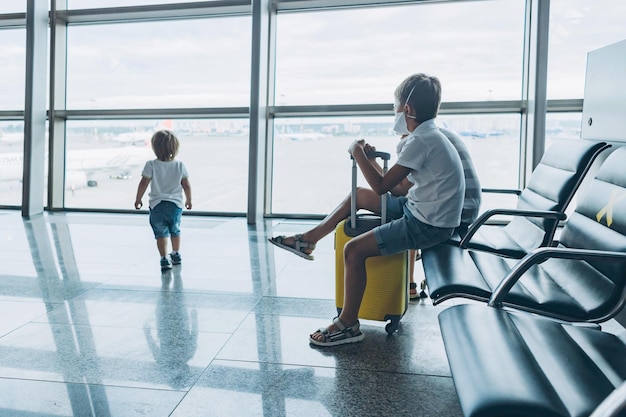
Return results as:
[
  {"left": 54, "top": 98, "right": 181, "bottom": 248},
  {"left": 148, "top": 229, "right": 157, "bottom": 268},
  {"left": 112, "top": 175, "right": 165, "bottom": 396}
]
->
[
  {"left": 145, "top": 267, "right": 198, "bottom": 389},
  {"left": 0, "top": 211, "right": 466, "bottom": 416}
]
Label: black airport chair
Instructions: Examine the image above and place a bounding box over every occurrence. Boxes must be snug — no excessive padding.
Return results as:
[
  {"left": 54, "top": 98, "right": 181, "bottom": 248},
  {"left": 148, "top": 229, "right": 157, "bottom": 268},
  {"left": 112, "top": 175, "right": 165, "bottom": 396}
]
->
[
  {"left": 454, "top": 139, "right": 610, "bottom": 259},
  {"left": 423, "top": 145, "right": 626, "bottom": 324}
]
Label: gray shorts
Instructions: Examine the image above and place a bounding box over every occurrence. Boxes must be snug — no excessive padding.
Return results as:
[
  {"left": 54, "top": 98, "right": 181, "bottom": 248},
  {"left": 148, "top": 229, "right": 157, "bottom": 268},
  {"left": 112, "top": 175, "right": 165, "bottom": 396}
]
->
[{"left": 373, "top": 194, "right": 455, "bottom": 256}]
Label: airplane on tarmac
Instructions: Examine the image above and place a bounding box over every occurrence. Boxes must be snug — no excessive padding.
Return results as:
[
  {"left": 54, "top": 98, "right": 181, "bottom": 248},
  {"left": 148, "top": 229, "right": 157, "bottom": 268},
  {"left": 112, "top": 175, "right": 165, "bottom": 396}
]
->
[
  {"left": 0, "top": 120, "right": 175, "bottom": 189},
  {"left": 0, "top": 144, "right": 152, "bottom": 189}
]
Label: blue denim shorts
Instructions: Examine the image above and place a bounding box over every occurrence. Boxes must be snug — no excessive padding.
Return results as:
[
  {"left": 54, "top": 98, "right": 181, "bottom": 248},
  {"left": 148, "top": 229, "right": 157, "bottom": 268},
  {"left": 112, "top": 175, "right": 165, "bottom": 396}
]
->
[
  {"left": 149, "top": 201, "right": 182, "bottom": 239},
  {"left": 373, "top": 194, "right": 454, "bottom": 256}
]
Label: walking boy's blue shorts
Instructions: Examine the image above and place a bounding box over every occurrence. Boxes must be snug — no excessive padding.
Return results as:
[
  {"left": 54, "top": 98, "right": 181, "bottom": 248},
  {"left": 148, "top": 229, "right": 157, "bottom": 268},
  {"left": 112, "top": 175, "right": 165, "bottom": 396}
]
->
[
  {"left": 149, "top": 201, "right": 182, "bottom": 239},
  {"left": 373, "top": 194, "right": 454, "bottom": 256}
]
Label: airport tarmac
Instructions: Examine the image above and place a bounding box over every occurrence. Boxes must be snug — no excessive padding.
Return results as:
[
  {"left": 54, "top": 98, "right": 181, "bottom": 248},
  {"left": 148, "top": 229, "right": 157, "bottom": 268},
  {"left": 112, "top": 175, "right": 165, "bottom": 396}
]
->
[{"left": 2, "top": 133, "right": 524, "bottom": 214}]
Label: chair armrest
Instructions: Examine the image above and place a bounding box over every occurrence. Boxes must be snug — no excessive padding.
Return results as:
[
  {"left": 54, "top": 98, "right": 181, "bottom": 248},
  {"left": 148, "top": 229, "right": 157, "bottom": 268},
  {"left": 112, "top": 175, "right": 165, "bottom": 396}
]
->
[
  {"left": 459, "top": 209, "right": 567, "bottom": 248},
  {"left": 488, "top": 247, "right": 626, "bottom": 307},
  {"left": 481, "top": 188, "right": 522, "bottom": 196},
  {"left": 590, "top": 381, "right": 626, "bottom": 417}
]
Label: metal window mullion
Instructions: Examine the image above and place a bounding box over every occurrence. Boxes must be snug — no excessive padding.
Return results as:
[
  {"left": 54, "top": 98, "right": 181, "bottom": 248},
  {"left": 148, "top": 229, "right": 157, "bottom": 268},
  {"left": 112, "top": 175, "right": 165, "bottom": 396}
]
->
[
  {"left": 0, "top": 13, "right": 26, "bottom": 28},
  {"left": 275, "top": 0, "right": 452, "bottom": 12},
  {"left": 520, "top": 0, "right": 550, "bottom": 190},
  {"left": 57, "top": 0, "right": 251, "bottom": 25},
  {"left": 49, "top": 0, "right": 68, "bottom": 210},
  {"left": 263, "top": 4, "right": 278, "bottom": 218},
  {"left": 247, "top": 0, "right": 271, "bottom": 224},
  {"left": 58, "top": 108, "right": 250, "bottom": 119}
]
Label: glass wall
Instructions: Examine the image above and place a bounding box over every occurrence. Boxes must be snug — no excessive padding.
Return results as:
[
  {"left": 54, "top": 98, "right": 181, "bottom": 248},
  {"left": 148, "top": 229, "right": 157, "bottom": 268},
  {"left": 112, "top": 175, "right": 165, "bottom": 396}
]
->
[
  {"left": 65, "top": 119, "right": 249, "bottom": 212},
  {"left": 0, "top": 3, "right": 25, "bottom": 13},
  {"left": 271, "top": 113, "right": 521, "bottom": 215},
  {"left": 275, "top": 0, "right": 526, "bottom": 105},
  {"left": 272, "top": 0, "right": 526, "bottom": 215},
  {"left": 0, "top": 29, "right": 25, "bottom": 110},
  {"left": 66, "top": 17, "right": 251, "bottom": 110},
  {"left": 6, "top": 1, "right": 625, "bottom": 217},
  {"left": 63, "top": 11, "right": 252, "bottom": 212},
  {"left": 548, "top": 0, "right": 626, "bottom": 99},
  {"left": 0, "top": 121, "right": 25, "bottom": 207}
]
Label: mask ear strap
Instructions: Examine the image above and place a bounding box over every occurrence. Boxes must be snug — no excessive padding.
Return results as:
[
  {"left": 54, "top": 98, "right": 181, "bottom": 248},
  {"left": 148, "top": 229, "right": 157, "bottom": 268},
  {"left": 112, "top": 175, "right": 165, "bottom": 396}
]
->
[
  {"left": 404, "top": 85, "right": 417, "bottom": 119},
  {"left": 405, "top": 85, "right": 416, "bottom": 106},
  {"left": 404, "top": 103, "right": 417, "bottom": 120}
]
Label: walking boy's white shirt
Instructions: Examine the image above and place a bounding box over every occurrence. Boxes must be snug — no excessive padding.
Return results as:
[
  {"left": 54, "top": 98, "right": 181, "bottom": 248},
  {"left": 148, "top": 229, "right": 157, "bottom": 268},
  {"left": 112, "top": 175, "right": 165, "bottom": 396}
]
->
[{"left": 141, "top": 159, "right": 189, "bottom": 209}]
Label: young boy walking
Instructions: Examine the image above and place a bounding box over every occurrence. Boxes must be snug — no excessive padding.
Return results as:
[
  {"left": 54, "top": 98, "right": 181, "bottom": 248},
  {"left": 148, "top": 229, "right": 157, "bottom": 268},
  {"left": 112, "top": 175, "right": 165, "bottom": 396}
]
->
[{"left": 135, "top": 130, "right": 192, "bottom": 271}]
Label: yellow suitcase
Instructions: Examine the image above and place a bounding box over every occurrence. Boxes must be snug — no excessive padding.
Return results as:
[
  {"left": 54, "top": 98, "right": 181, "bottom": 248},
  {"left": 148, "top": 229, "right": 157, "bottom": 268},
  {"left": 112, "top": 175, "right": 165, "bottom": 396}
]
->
[{"left": 335, "top": 152, "right": 409, "bottom": 334}]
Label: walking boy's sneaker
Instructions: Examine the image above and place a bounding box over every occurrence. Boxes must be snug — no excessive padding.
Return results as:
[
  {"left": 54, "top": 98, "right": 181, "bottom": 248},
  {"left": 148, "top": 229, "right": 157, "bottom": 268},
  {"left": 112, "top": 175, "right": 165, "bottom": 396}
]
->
[
  {"left": 170, "top": 252, "right": 182, "bottom": 265},
  {"left": 160, "top": 257, "right": 172, "bottom": 271}
]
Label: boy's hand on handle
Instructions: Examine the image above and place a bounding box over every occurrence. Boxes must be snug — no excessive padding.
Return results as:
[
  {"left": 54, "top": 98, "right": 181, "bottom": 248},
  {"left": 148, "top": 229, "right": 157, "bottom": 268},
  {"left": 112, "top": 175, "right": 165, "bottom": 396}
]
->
[
  {"left": 364, "top": 143, "right": 377, "bottom": 159},
  {"left": 348, "top": 139, "right": 366, "bottom": 156},
  {"left": 134, "top": 200, "right": 142, "bottom": 210}
]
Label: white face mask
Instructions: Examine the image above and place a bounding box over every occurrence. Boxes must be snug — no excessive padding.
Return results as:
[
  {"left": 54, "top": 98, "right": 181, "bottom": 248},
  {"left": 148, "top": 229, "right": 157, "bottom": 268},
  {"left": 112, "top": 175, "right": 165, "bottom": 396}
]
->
[
  {"left": 392, "top": 85, "right": 417, "bottom": 135},
  {"left": 393, "top": 111, "right": 411, "bottom": 135}
]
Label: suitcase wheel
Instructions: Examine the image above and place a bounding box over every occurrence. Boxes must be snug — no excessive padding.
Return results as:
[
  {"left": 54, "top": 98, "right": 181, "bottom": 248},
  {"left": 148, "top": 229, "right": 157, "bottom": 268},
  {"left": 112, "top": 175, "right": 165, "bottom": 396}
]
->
[{"left": 385, "top": 318, "right": 400, "bottom": 334}]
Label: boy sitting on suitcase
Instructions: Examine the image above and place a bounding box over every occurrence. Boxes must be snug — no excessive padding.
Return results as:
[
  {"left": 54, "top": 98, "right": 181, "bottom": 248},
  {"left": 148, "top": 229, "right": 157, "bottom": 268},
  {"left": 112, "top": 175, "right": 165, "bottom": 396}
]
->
[{"left": 269, "top": 73, "right": 465, "bottom": 346}]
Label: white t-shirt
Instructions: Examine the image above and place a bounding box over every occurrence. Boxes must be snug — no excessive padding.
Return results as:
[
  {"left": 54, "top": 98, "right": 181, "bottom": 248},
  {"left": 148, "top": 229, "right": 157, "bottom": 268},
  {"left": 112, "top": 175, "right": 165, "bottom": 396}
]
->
[
  {"left": 141, "top": 159, "right": 189, "bottom": 209},
  {"left": 396, "top": 119, "right": 465, "bottom": 228}
]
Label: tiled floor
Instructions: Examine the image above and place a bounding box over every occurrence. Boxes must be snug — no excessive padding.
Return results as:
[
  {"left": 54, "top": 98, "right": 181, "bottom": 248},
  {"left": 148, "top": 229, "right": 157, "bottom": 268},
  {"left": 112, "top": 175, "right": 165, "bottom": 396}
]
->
[
  {"left": 5, "top": 210, "right": 623, "bottom": 417},
  {"left": 0, "top": 210, "right": 465, "bottom": 416}
]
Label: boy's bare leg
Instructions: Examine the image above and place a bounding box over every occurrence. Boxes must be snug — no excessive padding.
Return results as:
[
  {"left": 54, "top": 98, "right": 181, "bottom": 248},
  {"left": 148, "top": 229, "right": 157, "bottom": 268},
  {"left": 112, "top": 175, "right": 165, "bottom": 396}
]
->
[
  {"left": 310, "top": 231, "right": 381, "bottom": 341},
  {"left": 156, "top": 238, "right": 169, "bottom": 257},
  {"left": 171, "top": 235, "right": 181, "bottom": 253},
  {"left": 274, "top": 188, "right": 382, "bottom": 255}
]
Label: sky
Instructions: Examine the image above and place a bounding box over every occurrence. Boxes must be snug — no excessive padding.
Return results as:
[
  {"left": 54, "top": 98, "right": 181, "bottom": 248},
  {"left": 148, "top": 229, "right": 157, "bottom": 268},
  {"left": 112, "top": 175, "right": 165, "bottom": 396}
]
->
[{"left": 1, "top": 0, "right": 626, "bottom": 110}]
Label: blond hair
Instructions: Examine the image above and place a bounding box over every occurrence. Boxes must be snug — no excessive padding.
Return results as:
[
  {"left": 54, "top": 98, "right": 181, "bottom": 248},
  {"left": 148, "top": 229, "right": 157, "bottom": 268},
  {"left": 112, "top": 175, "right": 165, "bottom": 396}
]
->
[{"left": 151, "top": 130, "right": 179, "bottom": 161}]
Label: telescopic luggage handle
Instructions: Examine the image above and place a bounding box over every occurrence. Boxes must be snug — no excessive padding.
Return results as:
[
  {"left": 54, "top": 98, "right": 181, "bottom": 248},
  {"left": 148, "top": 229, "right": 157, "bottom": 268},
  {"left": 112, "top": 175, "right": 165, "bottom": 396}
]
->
[{"left": 350, "top": 151, "right": 391, "bottom": 229}]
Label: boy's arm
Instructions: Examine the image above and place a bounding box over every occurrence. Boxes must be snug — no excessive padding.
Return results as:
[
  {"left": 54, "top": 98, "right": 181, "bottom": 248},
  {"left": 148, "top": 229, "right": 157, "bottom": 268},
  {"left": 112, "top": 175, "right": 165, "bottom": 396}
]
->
[
  {"left": 134, "top": 176, "right": 150, "bottom": 209},
  {"left": 368, "top": 156, "right": 411, "bottom": 196},
  {"left": 350, "top": 140, "right": 410, "bottom": 195},
  {"left": 181, "top": 177, "right": 192, "bottom": 210},
  {"left": 392, "top": 178, "right": 413, "bottom": 196}
]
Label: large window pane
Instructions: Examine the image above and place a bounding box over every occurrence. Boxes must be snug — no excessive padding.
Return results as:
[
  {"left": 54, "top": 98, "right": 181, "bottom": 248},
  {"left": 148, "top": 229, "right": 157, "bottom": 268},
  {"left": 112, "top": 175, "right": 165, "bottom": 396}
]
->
[
  {"left": 545, "top": 112, "right": 582, "bottom": 145},
  {"left": 65, "top": 119, "right": 248, "bottom": 212},
  {"left": 66, "top": 17, "right": 251, "bottom": 109},
  {"left": 0, "top": 121, "right": 24, "bottom": 206},
  {"left": 275, "top": 0, "right": 525, "bottom": 105},
  {"left": 0, "top": 3, "right": 25, "bottom": 13},
  {"left": 0, "top": 29, "right": 26, "bottom": 110},
  {"left": 548, "top": 0, "right": 626, "bottom": 99},
  {"left": 271, "top": 114, "right": 520, "bottom": 215}
]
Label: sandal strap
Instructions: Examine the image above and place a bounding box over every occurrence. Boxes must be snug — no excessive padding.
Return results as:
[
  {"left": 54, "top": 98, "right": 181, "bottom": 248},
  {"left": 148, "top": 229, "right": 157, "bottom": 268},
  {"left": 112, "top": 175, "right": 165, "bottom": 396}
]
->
[
  {"left": 332, "top": 317, "right": 348, "bottom": 331},
  {"left": 294, "top": 234, "right": 316, "bottom": 251},
  {"left": 315, "top": 318, "right": 361, "bottom": 343},
  {"left": 332, "top": 317, "right": 359, "bottom": 335}
]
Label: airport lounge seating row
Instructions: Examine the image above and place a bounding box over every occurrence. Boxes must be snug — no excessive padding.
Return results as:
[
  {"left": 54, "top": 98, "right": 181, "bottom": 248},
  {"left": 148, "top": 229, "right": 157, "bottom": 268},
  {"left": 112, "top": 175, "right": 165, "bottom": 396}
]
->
[{"left": 424, "top": 144, "right": 626, "bottom": 417}]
